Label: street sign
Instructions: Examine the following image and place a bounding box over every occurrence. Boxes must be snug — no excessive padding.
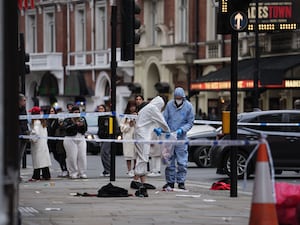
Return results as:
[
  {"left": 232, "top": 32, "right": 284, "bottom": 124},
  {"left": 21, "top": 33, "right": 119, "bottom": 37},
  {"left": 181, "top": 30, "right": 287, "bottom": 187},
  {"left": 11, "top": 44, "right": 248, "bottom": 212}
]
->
[
  {"left": 247, "top": 0, "right": 300, "bottom": 32},
  {"left": 230, "top": 11, "right": 248, "bottom": 31},
  {"left": 217, "top": 0, "right": 300, "bottom": 34}
]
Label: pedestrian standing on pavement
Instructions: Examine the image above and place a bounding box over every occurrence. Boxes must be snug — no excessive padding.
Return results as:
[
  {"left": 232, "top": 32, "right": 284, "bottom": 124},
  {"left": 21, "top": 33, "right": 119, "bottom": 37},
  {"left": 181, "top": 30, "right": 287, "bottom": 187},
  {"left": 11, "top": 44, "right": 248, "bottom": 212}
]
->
[
  {"left": 135, "top": 94, "right": 148, "bottom": 113},
  {"left": 131, "top": 96, "right": 170, "bottom": 193},
  {"left": 63, "top": 105, "right": 88, "bottom": 179},
  {"left": 18, "top": 93, "right": 29, "bottom": 165},
  {"left": 120, "top": 103, "right": 137, "bottom": 177},
  {"left": 47, "top": 107, "right": 68, "bottom": 177},
  {"left": 97, "top": 104, "right": 111, "bottom": 177},
  {"left": 147, "top": 131, "right": 162, "bottom": 177},
  {"left": 29, "top": 106, "right": 52, "bottom": 181},
  {"left": 162, "top": 87, "right": 194, "bottom": 190}
]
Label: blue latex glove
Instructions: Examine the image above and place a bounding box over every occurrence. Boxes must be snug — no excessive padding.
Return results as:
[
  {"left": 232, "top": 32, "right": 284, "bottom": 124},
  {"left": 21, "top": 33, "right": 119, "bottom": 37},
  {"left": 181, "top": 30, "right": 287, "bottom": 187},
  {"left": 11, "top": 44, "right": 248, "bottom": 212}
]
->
[
  {"left": 165, "top": 132, "right": 171, "bottom": 139},
  {"left": 153, "top": 127, "right": 163, "bottom": 136},
  {"left": 176, "top": 128, "right": 183, "bottom": 138}
]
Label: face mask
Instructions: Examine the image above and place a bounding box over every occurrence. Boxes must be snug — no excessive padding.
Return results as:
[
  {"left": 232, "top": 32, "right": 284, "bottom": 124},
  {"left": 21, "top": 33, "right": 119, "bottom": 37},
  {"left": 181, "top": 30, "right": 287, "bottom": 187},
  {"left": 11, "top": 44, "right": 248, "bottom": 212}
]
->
[{"left": 175, "top": 99, "right": 183, "bottom": 105}]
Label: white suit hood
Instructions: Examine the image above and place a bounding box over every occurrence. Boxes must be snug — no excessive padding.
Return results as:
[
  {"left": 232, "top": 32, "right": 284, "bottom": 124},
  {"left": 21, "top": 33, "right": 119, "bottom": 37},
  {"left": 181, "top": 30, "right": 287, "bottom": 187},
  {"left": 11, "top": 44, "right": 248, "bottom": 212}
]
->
[
  {"left": 135, "top": 96, "right": 169, "bottom": 141},
  {"left": 150, "top": 96, "right": 165, "bottom": 111}
]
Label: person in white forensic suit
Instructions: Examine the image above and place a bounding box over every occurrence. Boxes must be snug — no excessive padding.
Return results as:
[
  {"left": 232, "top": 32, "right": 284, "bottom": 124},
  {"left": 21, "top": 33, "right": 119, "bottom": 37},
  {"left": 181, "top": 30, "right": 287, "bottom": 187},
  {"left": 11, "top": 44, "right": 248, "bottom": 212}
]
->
[{"left": 131, "top": 96, "right": 170, "bottom": 191}]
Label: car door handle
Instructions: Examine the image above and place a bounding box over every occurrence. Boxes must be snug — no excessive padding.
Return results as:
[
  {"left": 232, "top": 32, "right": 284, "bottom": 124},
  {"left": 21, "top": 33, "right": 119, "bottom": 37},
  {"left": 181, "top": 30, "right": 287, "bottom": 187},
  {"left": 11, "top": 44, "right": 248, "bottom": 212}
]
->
[{"left": 286, "top": 137, "right": 298, "bottom": 142}]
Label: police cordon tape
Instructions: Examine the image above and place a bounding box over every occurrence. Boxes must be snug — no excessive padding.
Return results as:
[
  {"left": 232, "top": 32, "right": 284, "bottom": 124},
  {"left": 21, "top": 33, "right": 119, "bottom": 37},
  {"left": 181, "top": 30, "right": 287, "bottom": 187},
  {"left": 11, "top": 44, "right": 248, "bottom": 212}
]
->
[
  {"left": 19, "top": 134, "right": 260, "bottom": 147},
  {"left": 19, "top": 113, "right": 300, "bottom": 127},
  {"left": 194, "top": 119, "right": 300, "bottom": 127},
  {"left": 19, "top": 112, "right": 113, "bottom": 120}
]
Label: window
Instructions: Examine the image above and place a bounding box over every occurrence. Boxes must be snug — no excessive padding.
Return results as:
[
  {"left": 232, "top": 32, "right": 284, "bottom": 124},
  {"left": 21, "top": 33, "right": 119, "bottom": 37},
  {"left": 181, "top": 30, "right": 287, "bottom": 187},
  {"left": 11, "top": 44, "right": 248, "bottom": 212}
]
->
[
  {"left": 26, "top": 13, "right": 37, "bottom": 53},
  {"left": 287, "top": 113, "right": 300, "bottom": 132},
  {"left": 143, "top": 0, "right": 163, "bottom": 46},
  {"left": 44, "top": 9, "right": 55, "bottom": 52},
  {"left": 104, "top": 80, "right": 110, "bottom": 97},
  {"left": 207, "top": 0, "right": 218, "bottom": 41},
  {"left": 75, "top": 6, "right": 86, "bottom": 51},
  {"left": 175, "top": 0, "right": 188, "bottom": 43},
  {"left": 95, "top": 3, "right": 107, "bottom": 50},
  {"left": 245, "top": 113, "right": 282, "bottom": 131},
  {"left": 150, "top": 0, "right": 157, "bottom": 46}
]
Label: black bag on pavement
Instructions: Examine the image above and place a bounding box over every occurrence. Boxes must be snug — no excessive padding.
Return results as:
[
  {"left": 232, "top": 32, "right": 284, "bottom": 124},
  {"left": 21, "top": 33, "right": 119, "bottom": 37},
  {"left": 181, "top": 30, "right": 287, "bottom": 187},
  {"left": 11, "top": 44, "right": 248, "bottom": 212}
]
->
[{"left": 97, "top": 183, "right": 129, "bottom": 197}]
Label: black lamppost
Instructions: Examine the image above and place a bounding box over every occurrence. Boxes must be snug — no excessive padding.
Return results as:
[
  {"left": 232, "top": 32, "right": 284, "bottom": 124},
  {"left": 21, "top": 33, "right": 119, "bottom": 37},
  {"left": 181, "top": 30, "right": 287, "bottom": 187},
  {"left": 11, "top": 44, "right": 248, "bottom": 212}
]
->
[
  {"left": 183, "top": 48, "right": 196, "bottom": 99},
  {"left": 110, "top": 0, "right": 117, "bottom": 181}
]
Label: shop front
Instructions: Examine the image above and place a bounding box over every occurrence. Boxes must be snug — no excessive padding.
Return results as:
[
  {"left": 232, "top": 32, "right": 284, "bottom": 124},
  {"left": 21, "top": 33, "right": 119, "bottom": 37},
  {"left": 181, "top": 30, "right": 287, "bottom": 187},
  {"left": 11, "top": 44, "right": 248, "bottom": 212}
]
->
[{"left": 191, "top": 54, "right": 300, "bottom": 114}]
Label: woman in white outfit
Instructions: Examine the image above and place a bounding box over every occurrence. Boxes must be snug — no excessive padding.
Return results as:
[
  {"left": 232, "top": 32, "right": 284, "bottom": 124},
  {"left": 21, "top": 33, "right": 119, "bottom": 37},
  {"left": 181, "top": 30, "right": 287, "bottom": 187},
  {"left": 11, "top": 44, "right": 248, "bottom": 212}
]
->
[
  {"left": 63, "top": 106, "right": 88, "bottom": 179},
  {"left": 120, "top": 104, "right": 137, "bottom": 177},
  {"left": 29, "top": 106, "right": 52, "bottom": 181}
]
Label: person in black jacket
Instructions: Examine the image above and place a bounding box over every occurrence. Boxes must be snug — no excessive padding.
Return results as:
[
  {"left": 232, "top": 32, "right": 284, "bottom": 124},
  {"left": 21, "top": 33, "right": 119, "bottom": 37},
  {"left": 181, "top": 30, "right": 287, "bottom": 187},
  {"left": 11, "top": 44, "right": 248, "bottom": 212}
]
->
[
  {"left": 18, "top": 93, "right": 29, "bottom": 164},
  {"left": 63, "top": 106, "right": 88, "bottom": 179},
  {"left": 97, "top": 104, "right": 111, "bottom": 177},
  {"left": 47, "top": 107, "right": 68, "bottom": 177}
]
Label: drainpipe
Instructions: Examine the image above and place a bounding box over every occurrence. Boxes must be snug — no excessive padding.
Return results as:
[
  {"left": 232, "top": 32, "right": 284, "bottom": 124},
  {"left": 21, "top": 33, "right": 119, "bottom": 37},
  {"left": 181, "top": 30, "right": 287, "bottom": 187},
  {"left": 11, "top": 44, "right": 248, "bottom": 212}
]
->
[
  {"left": 194, "top": 0, "right": 200, "bottom": 115},
  {"left": 91, "top": 0, "right": 95, "bottom": 81},
  {"left": 67, "top": 0, "right": 70, "bottom": 75},
  {"left": 195, "top": 0, "right": 200, "bottom": 78}
]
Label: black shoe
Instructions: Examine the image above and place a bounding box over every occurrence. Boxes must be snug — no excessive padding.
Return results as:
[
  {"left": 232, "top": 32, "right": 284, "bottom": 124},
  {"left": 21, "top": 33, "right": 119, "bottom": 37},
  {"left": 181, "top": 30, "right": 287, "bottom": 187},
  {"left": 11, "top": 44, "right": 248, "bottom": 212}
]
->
[
  {"left": 163, "top": 183, "right": 174, "bottom": 190},
  {"left": 178, "top": 183, "right": 186, "bottom": 190},
  {"left": 143, "top": 182, "right": 156, "bottom": 189},
  {"left": 102, "top": 171, "right": 110, "bottom": 177},
  {"left": 135, "top": 186, "right": 148, "bottom": 197},
  {"left": 130, "top": 180, "right": 142, "bottom": 189},
  {"left": 131, "top": 181, "right": 156, "bottom": 190}
]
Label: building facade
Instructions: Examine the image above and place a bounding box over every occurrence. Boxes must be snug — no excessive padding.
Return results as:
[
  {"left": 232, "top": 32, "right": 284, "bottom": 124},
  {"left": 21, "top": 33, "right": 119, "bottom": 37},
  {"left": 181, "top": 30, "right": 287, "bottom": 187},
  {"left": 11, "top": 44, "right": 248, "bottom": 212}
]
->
[
  {"left": 19, "top": 0, "right": 300, "bottom": 118},
  {"left": 135, "top": 0, "right": 300, "bottom": 119},
  {"left": 19, "top": 0, "right": 133, "bottom": 113}
]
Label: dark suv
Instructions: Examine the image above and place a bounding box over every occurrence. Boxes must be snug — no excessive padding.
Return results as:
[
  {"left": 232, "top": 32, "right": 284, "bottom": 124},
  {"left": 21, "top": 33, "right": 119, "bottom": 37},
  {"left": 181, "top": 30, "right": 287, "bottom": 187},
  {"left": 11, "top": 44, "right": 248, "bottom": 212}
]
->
[{"left": 210, "top": 110, "right": 300, "bottom": 178}]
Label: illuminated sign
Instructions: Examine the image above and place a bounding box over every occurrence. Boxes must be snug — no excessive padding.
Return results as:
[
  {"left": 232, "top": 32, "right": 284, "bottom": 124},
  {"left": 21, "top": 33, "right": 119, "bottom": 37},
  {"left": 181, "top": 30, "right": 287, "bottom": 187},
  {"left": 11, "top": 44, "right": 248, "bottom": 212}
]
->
[
  {"left": 247, "top": 0, "right": 300, "bottom": 31},
  {"left": 220, "top": 0, "right": 229, "bottom": 13},
  {"left": 191, "top": 80, "right": 300, "bottom": 90}
]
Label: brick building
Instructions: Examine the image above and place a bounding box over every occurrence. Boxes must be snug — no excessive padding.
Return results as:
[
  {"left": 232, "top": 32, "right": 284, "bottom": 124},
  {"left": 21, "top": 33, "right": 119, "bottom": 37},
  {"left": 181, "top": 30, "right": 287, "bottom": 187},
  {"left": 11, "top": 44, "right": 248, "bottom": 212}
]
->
[{"left": 19, "top": 0, "right": 300, "bottom": 117}]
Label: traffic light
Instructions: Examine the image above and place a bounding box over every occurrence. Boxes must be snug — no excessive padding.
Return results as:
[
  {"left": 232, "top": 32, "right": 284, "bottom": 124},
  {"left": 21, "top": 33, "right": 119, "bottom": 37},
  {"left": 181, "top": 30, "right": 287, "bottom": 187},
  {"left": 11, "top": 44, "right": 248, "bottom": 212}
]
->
[
  {"left": 121, "top": 0, "right": 141, "bottom": 61},
  {"left": 217, "top": 0, "right": 231, "bottom": 34}
]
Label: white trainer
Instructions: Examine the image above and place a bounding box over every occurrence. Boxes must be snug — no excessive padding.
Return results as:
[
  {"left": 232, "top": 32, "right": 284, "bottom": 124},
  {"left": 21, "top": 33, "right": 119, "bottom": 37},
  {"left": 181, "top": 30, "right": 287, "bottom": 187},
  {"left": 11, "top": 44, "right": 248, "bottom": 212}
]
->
[
  {"left": 127, "top": 170, "right": 135, "bottom": 177},
  {"left": 80, "top": 174, "right": 88, "bottom": 179},
  {"left": 147, "top": 172, "right": 161, "bottom": 177}
]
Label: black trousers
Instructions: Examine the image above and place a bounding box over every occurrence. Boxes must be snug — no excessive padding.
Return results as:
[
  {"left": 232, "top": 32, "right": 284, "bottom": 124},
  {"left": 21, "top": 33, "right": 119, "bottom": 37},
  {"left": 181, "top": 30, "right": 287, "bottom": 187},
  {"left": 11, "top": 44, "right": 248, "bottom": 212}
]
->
[
  {"left": 48, "top": 141, "right": 67, "bottom": 171},
  {"left": 32, "top": 167, "right": 51, "bottom": 180}
]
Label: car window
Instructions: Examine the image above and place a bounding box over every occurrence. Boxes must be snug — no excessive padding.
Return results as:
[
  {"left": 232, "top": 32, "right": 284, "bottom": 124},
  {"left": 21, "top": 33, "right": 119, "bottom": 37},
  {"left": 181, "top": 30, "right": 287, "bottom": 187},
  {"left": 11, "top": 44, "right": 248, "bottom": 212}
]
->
[
  {"left": 248, "top": 113, "right": 282, "bottom": 131},
  {"left": 286, "top": 113, "right": 300, "bottom": 132}
]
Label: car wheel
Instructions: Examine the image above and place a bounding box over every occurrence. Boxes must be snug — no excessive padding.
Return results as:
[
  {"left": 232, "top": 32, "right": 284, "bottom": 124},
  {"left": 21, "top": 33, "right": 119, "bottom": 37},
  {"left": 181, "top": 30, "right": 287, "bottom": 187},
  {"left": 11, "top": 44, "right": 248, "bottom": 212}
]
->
[
  {"left": 193, "top": 146, "right": 211, "bottom": 168},
  {"left": 223, "top": 150, "right": 250, "bottom": 179}
]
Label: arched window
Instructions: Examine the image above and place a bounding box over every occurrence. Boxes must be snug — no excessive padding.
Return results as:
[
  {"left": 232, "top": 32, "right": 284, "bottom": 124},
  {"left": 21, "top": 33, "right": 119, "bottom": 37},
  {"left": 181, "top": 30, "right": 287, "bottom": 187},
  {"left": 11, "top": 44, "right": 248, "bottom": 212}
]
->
[{"left": 38, "top": 72, "right": 58, "bottom": 96}]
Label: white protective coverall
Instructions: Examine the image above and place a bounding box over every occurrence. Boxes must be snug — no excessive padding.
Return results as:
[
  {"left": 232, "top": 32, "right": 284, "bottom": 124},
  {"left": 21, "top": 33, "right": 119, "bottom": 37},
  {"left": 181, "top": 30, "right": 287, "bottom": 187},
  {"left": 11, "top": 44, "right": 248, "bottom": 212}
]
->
[{"left": 134, "top": 96, "right": 170, "bottom": 176}]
